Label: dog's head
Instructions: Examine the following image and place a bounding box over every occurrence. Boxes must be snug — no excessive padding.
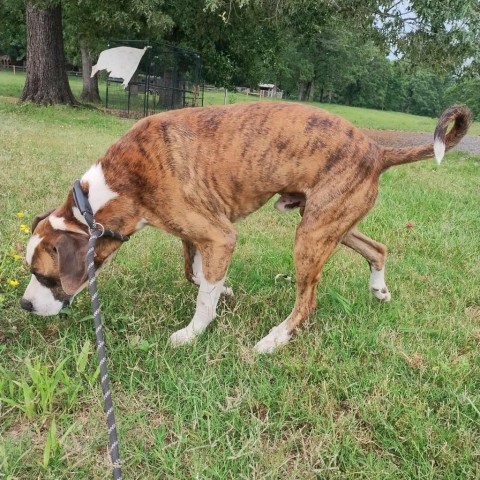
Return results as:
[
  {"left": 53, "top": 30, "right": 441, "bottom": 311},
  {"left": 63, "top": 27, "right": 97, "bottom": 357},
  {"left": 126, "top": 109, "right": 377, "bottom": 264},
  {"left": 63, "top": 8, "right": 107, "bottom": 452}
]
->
[{"left": 21, "top": 209, "right": 90, "bottom": 316}]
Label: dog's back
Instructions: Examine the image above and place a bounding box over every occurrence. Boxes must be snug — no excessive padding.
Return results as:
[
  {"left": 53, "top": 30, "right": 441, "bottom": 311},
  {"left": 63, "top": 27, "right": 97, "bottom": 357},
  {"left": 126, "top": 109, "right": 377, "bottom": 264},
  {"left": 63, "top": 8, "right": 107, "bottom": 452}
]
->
[{"left": 101, "top": 102, "right": 382, "bottom": 221}]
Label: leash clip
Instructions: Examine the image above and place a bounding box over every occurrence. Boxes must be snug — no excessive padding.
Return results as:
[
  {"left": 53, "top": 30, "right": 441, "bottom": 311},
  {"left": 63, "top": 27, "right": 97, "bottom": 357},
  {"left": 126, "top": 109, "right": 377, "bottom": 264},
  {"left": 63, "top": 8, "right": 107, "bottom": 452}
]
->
[{"left": 88, "top": 221, "right": 105, "bottom": 238}]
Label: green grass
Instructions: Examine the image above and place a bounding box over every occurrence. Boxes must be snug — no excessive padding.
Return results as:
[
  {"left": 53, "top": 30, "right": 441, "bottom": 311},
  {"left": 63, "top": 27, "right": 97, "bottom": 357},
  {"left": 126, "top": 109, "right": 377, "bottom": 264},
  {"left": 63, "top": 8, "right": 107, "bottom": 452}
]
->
[
  {"left": 2, "top": 70, "right": 480, "bottom": 134},
  {"left": 1, "top": 97, "right": 480, "bottom": 479}
]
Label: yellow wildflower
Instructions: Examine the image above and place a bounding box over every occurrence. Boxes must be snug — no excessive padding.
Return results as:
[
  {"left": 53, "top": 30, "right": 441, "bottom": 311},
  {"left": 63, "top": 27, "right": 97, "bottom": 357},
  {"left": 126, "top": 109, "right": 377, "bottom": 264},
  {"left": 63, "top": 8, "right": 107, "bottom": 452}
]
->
[
  {"left": 20, "top": 224, "right": 30, "bottom": 234},
  {"left": 8, "top": 279, "right": 19, "bottom": 287},
  {"left": 16, "top": 212, "right": 25, "bottom": 218},
  {"left": 12, "top": 254, "right": 22, "bottom": 261}
]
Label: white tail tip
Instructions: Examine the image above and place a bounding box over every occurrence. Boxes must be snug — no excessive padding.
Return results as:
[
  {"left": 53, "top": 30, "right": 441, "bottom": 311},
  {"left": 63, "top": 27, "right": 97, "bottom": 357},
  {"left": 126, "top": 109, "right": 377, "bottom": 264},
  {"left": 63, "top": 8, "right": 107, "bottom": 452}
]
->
[{"left": 434, "top": 138, "right": 445, "bottom": 165}]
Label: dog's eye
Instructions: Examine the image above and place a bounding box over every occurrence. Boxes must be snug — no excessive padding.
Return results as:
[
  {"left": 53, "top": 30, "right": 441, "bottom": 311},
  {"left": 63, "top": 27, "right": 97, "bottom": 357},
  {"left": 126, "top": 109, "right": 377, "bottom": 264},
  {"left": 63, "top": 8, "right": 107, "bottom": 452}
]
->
[{"left": 35, "top": 273, "right": 57, "bottom": 289}]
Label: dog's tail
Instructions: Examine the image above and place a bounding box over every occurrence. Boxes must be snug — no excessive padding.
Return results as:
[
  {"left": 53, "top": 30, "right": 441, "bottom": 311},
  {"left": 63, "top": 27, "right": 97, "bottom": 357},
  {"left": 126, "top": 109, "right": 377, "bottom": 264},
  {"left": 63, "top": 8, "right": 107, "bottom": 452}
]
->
[{"left": 381, "top": 105, "right": 472, "bottom": 171}]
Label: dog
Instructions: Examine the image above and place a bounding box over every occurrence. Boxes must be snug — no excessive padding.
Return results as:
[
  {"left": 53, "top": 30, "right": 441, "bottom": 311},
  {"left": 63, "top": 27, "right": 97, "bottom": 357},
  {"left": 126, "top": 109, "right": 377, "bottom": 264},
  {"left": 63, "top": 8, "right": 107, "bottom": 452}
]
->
[{"left": 21, "top": 102, "right": 471, "bottom": 353}]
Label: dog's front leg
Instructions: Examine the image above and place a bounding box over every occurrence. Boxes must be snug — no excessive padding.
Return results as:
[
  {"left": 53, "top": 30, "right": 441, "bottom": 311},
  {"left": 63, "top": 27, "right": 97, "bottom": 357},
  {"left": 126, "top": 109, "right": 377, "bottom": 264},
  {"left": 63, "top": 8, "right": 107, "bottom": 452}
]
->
[
  {"left": 182, "top": 240, "right": 233, "bottom": 296},
  {"left": 169, "top": 274, "right": 227, "bottom": 346},
  {"left": 170, "top": 226, "right": 237, "bottom": 346}
]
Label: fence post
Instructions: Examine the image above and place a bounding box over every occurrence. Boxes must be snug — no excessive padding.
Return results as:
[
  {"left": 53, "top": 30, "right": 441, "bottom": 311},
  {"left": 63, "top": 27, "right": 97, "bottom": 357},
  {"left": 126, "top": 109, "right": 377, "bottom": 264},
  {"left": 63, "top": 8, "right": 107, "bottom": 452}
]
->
[{"left": 224, "top": 88, "right": 227, "bottom": 105}]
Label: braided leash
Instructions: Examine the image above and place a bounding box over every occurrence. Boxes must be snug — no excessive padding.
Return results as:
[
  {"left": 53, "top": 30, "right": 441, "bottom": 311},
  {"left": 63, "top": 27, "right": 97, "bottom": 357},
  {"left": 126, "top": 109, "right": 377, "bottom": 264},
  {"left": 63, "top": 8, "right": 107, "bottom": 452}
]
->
[
  {"left": 87, "top": 229, "right": 128, "bottom": 480},
  {"left": 74, "top": 180, "right": 130, "bottom": 480}
]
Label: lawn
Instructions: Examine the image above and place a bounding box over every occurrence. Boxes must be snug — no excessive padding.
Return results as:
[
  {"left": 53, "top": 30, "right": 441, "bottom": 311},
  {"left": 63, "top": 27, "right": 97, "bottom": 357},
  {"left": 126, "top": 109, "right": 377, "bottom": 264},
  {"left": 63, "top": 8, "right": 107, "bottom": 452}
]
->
[
  {"left": 0, "top": 94, "right": 479, "bottom": 479},
  {"left": 2, "top": 70, "right": 480, "bottom": 135}
]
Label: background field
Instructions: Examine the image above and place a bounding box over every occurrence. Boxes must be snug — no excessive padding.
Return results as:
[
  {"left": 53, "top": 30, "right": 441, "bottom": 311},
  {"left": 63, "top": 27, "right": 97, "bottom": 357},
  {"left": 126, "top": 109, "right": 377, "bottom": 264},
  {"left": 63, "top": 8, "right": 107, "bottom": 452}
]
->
[
  {"left": 2, "top": 70, "right": 480, "bottom": 135},
  {"left": 0, "top": 95, "right": 479, "bottom": 479}
]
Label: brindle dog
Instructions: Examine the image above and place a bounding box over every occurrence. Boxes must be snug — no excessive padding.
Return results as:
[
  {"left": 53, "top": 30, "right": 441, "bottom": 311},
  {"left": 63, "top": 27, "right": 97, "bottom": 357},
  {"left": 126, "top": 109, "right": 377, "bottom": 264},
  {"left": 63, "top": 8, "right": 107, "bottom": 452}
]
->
[{"left": 21, "top": 102, "right": 471, "bottom": 352}]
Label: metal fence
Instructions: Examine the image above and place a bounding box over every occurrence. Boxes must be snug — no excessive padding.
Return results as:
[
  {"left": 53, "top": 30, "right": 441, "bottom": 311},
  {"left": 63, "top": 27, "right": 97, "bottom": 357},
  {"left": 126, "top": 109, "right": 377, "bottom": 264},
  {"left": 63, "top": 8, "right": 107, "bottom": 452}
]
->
[{"left": 105, "top": 40, "right": 203, "bottom": 118}]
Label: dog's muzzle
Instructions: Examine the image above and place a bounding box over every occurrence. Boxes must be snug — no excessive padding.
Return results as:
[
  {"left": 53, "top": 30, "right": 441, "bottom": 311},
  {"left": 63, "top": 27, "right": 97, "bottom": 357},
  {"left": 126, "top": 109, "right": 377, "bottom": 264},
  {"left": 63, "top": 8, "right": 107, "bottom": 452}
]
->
[{"left": 20, "top": 297, "right": 70, "bottom": 314}]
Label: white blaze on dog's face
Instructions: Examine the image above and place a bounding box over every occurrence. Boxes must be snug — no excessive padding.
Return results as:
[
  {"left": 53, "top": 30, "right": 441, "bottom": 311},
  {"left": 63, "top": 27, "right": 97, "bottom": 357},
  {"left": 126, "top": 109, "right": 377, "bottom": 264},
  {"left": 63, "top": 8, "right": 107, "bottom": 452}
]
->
[{"left": 21, "top": 211, "right": 90, "bottom": 316}]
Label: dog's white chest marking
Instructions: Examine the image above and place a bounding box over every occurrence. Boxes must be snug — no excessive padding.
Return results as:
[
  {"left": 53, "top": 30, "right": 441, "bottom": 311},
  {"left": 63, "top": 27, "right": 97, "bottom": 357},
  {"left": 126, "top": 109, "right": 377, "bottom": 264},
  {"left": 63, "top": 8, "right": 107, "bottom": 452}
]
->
[
  {"left": 80, "top": 163, "right": 118, "bottom": 214},
  {"left": 26, "top": 235, "right": 42, "bottom": 266}
]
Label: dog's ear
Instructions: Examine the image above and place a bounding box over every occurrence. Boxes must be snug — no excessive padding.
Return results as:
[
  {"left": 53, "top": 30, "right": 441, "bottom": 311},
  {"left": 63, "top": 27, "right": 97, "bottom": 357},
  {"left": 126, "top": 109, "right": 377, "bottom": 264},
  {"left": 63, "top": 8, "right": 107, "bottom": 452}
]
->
[
  {"left": 56, "top": 233, "right": 88, "bottom": 295},
  {"left": 31, "top": 209, "right": 55, "bottom": 233}
]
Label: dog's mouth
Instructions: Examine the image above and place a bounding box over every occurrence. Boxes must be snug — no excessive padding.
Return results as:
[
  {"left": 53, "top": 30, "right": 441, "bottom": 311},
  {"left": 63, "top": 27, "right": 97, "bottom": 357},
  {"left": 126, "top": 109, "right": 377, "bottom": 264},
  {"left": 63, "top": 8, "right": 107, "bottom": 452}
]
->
[
  {"left": 61, "top": 298, "right": 72, "bottom": 310},
  {"left": 20, "top": 296, "right": 72, "bottom": 316}
]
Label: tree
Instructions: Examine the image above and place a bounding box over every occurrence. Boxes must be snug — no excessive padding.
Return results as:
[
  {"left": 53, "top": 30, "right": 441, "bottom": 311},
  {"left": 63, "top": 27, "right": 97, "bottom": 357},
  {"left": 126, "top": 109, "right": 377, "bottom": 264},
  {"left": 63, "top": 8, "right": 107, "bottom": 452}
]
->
[
  {"left": 4, "top": 0, "right": 478, "bottom": 108},
  {"left": 445, "top": 78, "right": 480, "bottom": 117},
  {"left": 21, "top": 2, "right": 76, "bottom": 105},
  {"left": 0, "top": 0, "right": 26, "bottom": 63},
  {"left": 403, "top": 69, "right": 445, "bottom": 116},
  {"left": 203, "top": 0, "right": 480, "bottom": 75},
  {"left": 21, "top": 2, "right": 77, "bottom": 105}
]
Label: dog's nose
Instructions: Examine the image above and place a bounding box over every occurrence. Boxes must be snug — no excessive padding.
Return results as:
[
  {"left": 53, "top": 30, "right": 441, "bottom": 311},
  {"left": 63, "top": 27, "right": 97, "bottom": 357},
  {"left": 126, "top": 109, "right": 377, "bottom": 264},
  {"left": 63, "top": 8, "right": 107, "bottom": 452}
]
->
[{"left": 20, "top": 298, "right": 34, "bottom": 312}]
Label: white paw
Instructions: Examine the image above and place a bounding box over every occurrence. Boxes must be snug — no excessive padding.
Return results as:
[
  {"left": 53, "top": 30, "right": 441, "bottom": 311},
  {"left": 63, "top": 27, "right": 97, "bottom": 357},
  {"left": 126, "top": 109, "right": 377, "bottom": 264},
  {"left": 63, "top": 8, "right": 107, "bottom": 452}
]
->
[
  {"left": 370, "top": 267, "right": 391, "bottom": 302},
  {"left": 169, "top": 327, "right": 196, "bottom": 346},
  {"left": 371, "top": 286, "right": 391, "bottom": 302},
  {"left": 254, "top": 322, "right": 292, "bottom": 354}
]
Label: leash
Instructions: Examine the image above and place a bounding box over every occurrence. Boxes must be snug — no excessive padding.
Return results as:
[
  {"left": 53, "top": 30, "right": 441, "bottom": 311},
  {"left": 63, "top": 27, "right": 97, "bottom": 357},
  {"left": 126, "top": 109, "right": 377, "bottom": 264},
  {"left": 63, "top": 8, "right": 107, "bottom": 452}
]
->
[{"left": 73, "top": 180, "right": 130, "bottom": 480}]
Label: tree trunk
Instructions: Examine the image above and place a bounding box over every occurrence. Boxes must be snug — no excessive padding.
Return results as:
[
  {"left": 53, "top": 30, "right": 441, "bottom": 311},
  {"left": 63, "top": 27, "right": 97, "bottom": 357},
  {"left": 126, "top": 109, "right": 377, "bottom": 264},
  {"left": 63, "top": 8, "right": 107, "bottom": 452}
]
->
[
  {"left": 298, "top": 82, "right": 305, "bottom": 101},
  {"left": 80, "top": 39, "right": 101, "bottom": 103},
  {"left": 21, "top": 3, "right": 76, "bottom": 105},
  {"left": 306, "top": 79, "right": 315, "bottom": 102}
]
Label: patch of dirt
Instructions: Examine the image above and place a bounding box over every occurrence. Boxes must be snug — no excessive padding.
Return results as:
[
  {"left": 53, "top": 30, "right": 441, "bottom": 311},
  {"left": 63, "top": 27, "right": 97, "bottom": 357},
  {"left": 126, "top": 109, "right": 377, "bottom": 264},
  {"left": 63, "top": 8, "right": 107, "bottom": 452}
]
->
[
  {"left": 403, "top": 352, "right": 425, "bottom": 369},
  {"left": 362, "top": 129, "right": 480, "bottom": 156},
  {"left": 465, "top": 306, "right": 480, "bottom": 321},
  {"left": 5, "top": 420, "right": 31, "bottom": 440}
]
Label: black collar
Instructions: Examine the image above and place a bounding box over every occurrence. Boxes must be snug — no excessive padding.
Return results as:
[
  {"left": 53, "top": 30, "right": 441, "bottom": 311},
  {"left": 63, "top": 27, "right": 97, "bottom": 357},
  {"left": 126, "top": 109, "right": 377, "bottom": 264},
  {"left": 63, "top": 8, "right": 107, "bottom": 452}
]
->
[
  {"left": 73, "top": 180, "right": 95, "bottom": 229},
  {"left": 72, "top": 180, "right": 130, "bottom": 242}
]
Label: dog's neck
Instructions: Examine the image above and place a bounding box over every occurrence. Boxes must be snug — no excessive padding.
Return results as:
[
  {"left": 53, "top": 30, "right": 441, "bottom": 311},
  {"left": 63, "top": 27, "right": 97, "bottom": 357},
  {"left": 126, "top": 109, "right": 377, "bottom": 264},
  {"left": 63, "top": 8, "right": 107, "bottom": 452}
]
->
[{"left": 57, "top": 191, "right": 144, "bottom": 263}]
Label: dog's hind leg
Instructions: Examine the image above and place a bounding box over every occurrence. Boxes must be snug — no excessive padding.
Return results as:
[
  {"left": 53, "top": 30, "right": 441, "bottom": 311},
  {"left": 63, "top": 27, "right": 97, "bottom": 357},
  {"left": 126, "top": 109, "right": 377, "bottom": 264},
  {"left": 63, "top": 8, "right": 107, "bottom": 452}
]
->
[
  {"left": 170, "top": 221, "right": 237, "bottom": 346},
  {"left": 254, "top": 185, "right": 377, "bottom": 353},
  {"left": 289, "top": 204, "right": 389, "bottom": 301},
  {"left": 254, "top": 217, "right": 341, "bottom": 353},
  {"left": 341, "top": 228, "right": 391, "bottom": 301}
]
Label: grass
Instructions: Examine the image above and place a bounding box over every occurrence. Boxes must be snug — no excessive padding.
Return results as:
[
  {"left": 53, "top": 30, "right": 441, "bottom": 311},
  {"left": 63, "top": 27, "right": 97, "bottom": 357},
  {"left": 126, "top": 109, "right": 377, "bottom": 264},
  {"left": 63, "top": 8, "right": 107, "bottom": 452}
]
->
[
  {"left": 2, "top": 70, "right": 480, "bottom": 134},
  {"left": 0, "top": 95, "right": 479, "bottom": 479}
]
